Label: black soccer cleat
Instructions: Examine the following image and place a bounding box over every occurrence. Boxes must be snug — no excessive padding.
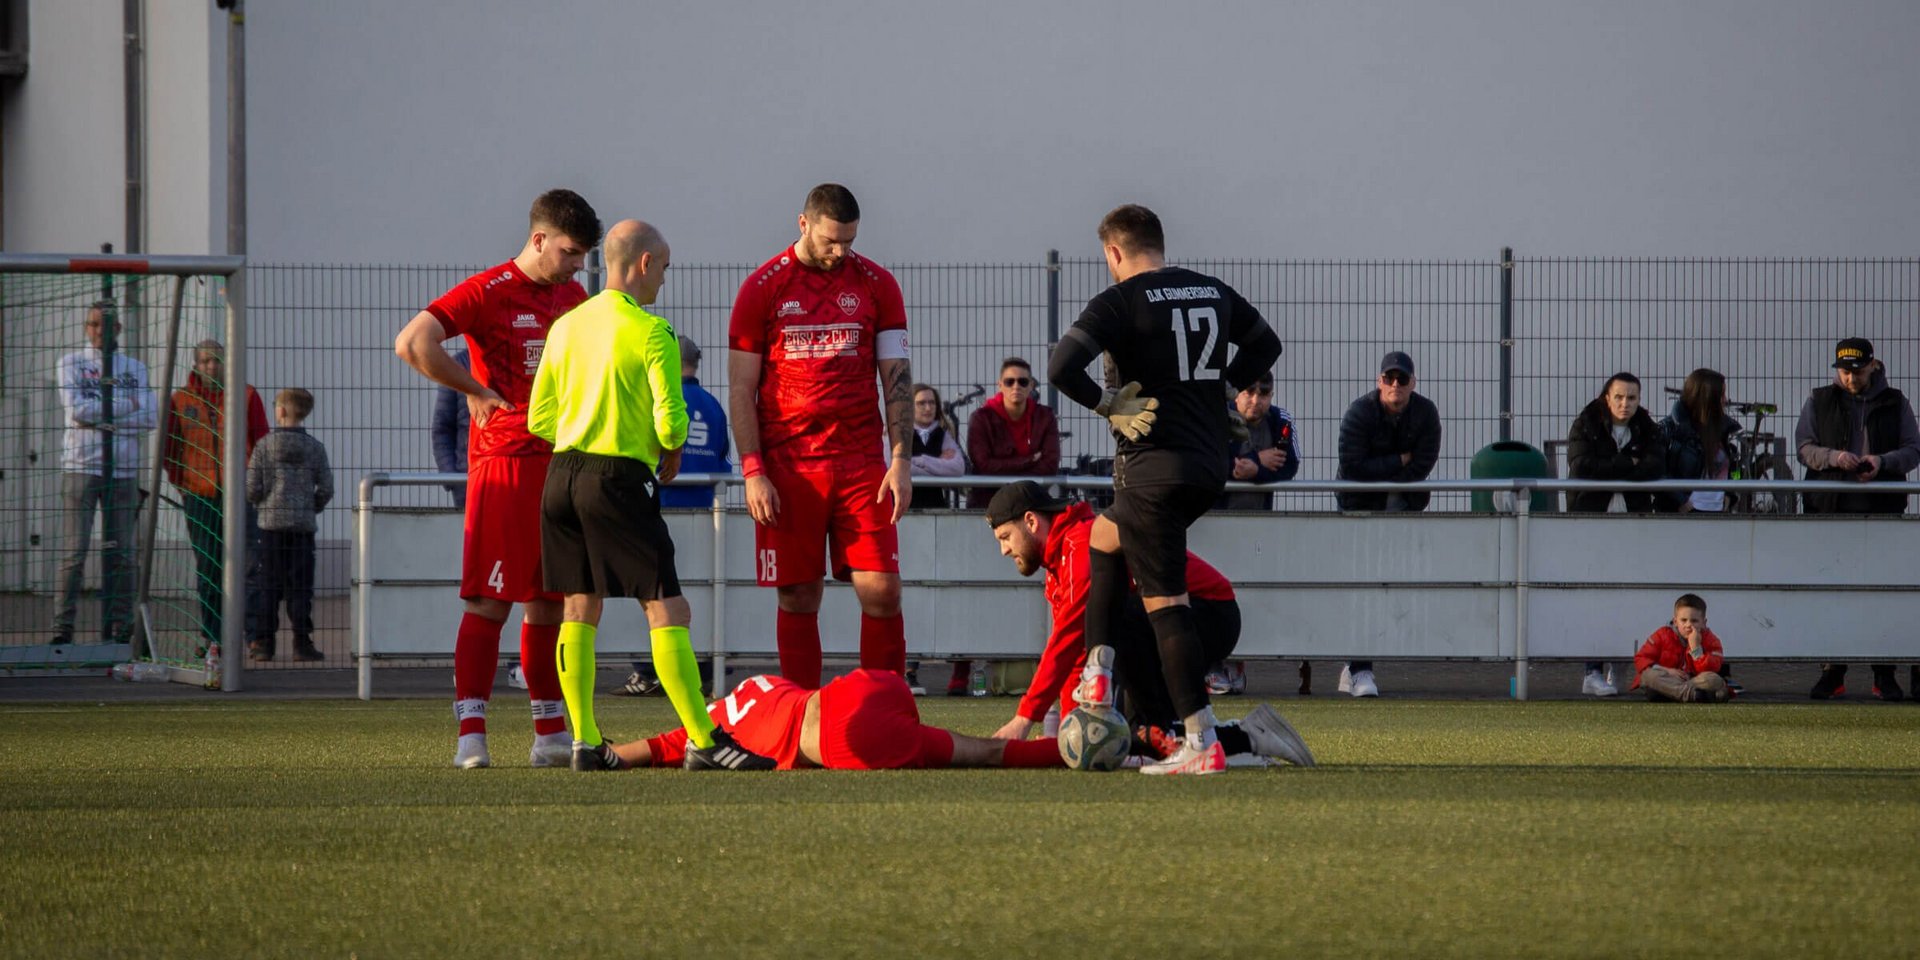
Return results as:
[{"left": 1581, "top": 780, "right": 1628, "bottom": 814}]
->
[
  {"left": 1871, "top": 666, "right": 1905, "bottom": 703},
  {"left": 571, "top": 739, "right": 625, "bottom": 772},
  {"left": 1809, "top": 665, "right": 1847, "bottom": 700},
  {"left": 683, "top": 728, "right": 776, "bottom": 771}
]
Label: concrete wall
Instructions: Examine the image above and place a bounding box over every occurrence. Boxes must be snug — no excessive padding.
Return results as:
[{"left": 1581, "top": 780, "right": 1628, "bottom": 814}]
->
[{"left": 6, "top": 1, "right": 1920, "bottom": 260}]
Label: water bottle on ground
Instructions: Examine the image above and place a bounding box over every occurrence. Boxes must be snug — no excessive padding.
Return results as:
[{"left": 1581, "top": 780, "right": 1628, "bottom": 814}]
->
[
  {"left": 111, "top": 661, "right": 169, "bottom": 682},
  {"left": 968, "top": 660, "right": 989, "bottom": 697}
]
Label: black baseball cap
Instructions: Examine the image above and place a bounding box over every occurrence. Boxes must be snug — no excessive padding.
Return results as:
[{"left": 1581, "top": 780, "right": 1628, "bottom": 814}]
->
[
  {"left": 1832, "top": 337, "right": 1874, "bottom": 370},
  {"left": 1380, "top": 351, "right": 1416, "bottom": 377},
  {"left": 984, "top": 481, "right": 1071, "bottom": 528}
]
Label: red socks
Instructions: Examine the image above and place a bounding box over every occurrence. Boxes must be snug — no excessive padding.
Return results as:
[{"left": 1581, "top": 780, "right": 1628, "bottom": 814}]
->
[
  {"left": 452, "top": 612, "right": 506, "bottom": 735},
  {"left": 1002, "top": 738, "right": 1066, "bottom": 768},
  {"left": 520, "top": 622, "right": 566, "bottom": 736},
  {"left": 859, "top": 613, "right": 907, "bottom": 675},
  {"left": 777, "top": 609, "right": 822, "bottom": 688}
]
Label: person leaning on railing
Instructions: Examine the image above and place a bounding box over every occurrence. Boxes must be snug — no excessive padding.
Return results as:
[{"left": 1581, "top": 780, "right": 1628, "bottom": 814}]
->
[
  {"left": 1795, "top": 337, "right": 1920, "bottom": 702},
  {"left": 1657, "top": 368, "right": 1739, "bottom": 514}
]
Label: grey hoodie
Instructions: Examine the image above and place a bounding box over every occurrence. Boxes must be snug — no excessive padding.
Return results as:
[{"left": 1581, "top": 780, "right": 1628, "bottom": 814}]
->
[{"left": 246, "top": 427, "right": 334, "bottom": 533}]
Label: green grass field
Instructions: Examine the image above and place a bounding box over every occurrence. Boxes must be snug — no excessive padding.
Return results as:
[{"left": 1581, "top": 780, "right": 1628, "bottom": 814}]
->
[{"left": 3, "top": 697, "right": 1917, "bottom": 959}]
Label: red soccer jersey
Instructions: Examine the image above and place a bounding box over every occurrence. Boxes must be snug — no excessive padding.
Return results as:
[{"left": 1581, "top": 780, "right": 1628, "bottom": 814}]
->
[
  {"left": 728, "top": 246, "right": 908, "bottom": 465},
  {"left": 647, "top": 674, "right": 811, "bottom": 769},
  {"left": 425, "top": 260, "right": 588, "bottom": 459}
]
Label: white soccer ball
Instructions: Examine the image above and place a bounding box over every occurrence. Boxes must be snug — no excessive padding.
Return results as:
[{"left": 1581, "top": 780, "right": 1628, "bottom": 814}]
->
[{"left": 1057, "top": 705, "right": 1131, "bottom": 772}]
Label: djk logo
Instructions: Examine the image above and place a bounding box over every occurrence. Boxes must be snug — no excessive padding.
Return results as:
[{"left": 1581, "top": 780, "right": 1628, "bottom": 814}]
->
[{"left": 837, "top": 292, "right": 860, "bottom": 316}]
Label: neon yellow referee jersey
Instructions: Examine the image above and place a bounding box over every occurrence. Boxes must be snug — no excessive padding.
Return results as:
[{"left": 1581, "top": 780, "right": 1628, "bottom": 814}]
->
[{"left": 528, "top": 289, "right": 687, "bottom": 471}]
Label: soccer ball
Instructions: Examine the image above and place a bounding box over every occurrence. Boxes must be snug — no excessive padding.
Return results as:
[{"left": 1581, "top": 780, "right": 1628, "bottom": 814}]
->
[{"left": 1057, "top": 705, "right": 1131, "bottom": 772}]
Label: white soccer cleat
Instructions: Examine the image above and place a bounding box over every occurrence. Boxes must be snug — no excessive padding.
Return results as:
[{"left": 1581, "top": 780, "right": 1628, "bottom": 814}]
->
[
  {"left": 1240, "top": 702, "right": 1317, "bottom": 767},
  {"left": 1074, "top": 645, "right": 1117, "bottom": 709},
  {"left": 529, "top": 732, "right": 573, "bottom": 768},
  {"left": 507, "top": 665, "right": 528, "bottom": 690},
  {"left": 1582, "top": 669, "right": 1619, "bottom": 698},
  {"left": 1140, "top": 739, "right": 1227, "bottom": 776},
  {"left": 454, "top": 733, "right": 491, "bottom": 769},
  {"left": 1348, "top": 668, "right": 1379, "bottom": 698}
]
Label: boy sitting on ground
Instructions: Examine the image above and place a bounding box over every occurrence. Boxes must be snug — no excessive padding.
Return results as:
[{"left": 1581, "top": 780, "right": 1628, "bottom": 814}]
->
[{"left": 1631, "top": 593, "right": 1731, "bottom": 703}]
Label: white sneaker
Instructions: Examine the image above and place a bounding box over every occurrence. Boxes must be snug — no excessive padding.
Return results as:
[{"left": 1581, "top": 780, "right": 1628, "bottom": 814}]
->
[
  {"left": 1582, "top": 669, "right": 1619, "bottom": 697},
  {"left": 529, "top": 732, "right": 572, "bottom": 767},
  {"left": 1349, "top": 669, "right": 1379, "bottom": 698},
  {"left": 507, "top": 665, "right": 528, "bottom": 690},
  {"left": 1140, "top": 739, "right": 1227, "bottom": 776},
  {"left": 454, "top": 732, "right": 491, "bottom": 769},
  {"left": 1240, "top": 703, "right": 1317, "bottom": 767}
]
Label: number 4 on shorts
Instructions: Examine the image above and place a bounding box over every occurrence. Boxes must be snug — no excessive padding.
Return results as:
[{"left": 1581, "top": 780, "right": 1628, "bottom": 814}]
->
[{"left": 488, "top": 560, "right": 505, "bottom": 592}]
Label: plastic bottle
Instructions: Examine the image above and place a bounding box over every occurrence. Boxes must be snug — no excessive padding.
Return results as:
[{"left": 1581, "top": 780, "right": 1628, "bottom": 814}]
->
[
  {"left": 111, "top": 661, "right": 169, "bottom": 682},
  {"left": 203, "top": 642, "right": 222, "bottom": 690},
  {"left": 968, "top": 660, "right": 989, "bottom": 697}
]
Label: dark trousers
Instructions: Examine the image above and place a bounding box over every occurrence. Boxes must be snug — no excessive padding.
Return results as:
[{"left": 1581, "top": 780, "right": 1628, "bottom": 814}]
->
[
  {"left": 182, "top": 493, "right": 268, "bottom": 650},
  {"left": 254, "top": 529, "right": 315, "bottom": 644}
]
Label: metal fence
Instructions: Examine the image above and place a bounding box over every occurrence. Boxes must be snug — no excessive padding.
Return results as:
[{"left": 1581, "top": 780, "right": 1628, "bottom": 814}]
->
[{"left": 6, "top": 252, "right": 1917, "bottom": 672}]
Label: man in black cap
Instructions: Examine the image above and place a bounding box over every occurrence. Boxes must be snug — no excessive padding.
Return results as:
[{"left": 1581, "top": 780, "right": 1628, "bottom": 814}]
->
[
  {"left": 1332, "top": 350, "right": 1443, "bottom": 698},
  {"left": 1795, "top": 336, "right": 1920, "bottom": 701}
]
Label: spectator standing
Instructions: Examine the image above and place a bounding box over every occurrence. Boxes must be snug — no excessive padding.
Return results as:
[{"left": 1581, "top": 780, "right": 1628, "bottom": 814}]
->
[
  {"left": 430, "top": 350, "right": 471, "bottom": 510},
  {"left": 162, "top": 339, "right": 270, "bottom": 653},
  {"left": 622, "top": 335, "right": 729, "bottom": 698},
  {"left": 1222, "top": 370, "right": 1299, "bottom": 510},
  {"left": 1333, "top": 351, "right": 1441, "bottom": 698},
  {"left": 965, "top": 357, "right": 1061, "bottom": 508},
  {"left": 1565, "top": 371, "right": 1666, "bottom": 697},
  {"left": 1631, "top": 593, "right": 1731, "bottom": 703},
  {"left": 1795, "top": 338, "right": 1920, "bottom": 701},
  {"left": 245, "top": 388, "right": 333, "bottom": 662},
  {"left": 53, "top": 302, "right": 157, "bottom": 644},
  {"left": 1659, "top": 368, "right": 1740, "bottom": 514}
]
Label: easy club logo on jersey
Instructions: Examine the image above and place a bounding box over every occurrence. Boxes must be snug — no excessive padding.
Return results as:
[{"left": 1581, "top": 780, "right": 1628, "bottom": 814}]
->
[
  {"left": 837, "top": 292, "right": 861, "bottom": 316},
  {"left": 779, "top": 323, "right": 864, "bottom": 359},
  {"left": 522, "top": 340, "right": 544, "bottom": 375}
]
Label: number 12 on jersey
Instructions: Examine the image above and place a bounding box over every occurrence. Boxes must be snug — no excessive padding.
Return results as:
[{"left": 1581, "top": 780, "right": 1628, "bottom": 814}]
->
[{"left": 1169, "top": 307, "right": 1221, "bottom": 381}]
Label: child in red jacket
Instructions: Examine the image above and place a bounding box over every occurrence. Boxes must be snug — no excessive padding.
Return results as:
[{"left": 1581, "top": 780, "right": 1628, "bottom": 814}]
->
[{"left": 1632, "top": 593, "right": 1731, "bottom": 703}]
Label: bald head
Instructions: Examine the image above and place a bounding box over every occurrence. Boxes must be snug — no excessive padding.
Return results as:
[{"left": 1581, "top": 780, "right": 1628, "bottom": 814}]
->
[{"left": 603, "top": 219, "right": 672, "bottom": 305}]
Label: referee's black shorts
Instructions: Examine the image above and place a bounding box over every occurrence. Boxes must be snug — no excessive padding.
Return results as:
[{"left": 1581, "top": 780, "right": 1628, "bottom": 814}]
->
[
  {"left": 1102, "top": 481, "right": 1219, "bottom": 597},
  {"left": 540, "top": 450, "right": 682, "bottom": 600}
]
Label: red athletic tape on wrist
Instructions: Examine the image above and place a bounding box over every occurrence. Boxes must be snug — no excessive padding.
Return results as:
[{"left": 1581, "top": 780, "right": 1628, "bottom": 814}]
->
[{"left": 742, "top": 452, "right": 765, "bottom": 478}]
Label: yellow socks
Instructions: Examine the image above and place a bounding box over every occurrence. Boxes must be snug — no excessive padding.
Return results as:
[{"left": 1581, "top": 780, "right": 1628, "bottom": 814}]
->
[
  {"left": 652, "top": 626, "right": 717, "bottom": 750},
  {"left": 556, "top": 622, "right": 600, "bottom": 746}
]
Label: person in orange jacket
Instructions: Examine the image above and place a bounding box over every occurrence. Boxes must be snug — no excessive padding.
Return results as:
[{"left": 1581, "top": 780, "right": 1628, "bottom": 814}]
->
[
  {"left": 1631, "top": 593, "right": 1731, "bottom": 703},
  {"left": 162, "top": 339, "right": 270, "bottom": 651}
]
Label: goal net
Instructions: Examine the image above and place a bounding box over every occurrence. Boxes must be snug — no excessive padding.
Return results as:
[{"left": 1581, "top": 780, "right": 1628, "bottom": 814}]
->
[{"left": 0, "top": 254, "right": 247, "bottom": 687}]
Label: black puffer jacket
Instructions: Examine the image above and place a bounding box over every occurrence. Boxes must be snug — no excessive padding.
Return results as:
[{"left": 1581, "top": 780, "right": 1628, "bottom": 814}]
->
[
  {"left": 1566, "top": 398, "right": 1666, "bottom": 513},
  {"left": 1658, "top": 399, "right": 1739, "bottom": 512}
]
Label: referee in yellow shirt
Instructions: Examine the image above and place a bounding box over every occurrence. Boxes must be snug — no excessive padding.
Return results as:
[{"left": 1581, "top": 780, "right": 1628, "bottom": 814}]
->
[{"left": 528, "top": 219, "right": 773, "bottom": 772}]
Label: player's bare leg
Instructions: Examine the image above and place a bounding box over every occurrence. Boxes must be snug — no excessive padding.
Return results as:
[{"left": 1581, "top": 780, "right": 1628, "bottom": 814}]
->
[
  {"left": 775, "top": 579, "right": 825, "bottom": 688},
  {"left": 850, "top": 570, "right": 905, "bottom": 676}
]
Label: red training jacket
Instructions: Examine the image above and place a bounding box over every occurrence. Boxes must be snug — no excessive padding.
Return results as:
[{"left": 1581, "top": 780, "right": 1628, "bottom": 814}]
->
[{"left": 1631, "top": 625, "right": 1725, "bottom": 689}]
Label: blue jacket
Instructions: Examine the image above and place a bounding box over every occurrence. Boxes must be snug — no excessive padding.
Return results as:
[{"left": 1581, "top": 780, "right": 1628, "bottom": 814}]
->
[
  {"left": 661, "top": 376, "right": 730, "bottom": 508},
  {"left": 431, "top": 351, "right": 470, "bottom": 508}
]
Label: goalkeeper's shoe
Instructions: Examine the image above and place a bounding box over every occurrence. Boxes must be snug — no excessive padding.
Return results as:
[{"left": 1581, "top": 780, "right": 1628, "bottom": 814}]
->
[
  {"left": 1140, "top": 739, "right": 1227, "bottom": 776},
  {"left": 530, "top": 732, "right": 573, "bottom": 768},
  {"left": 1074, "top": 645, "right": 1117, "bottom": 709},
  {"left": 571, "top": 739, "right": 625, "bottom": 772},
  {"left": 453, "top": 733, "right": 491, "bottom": 770},
  {"left": 683, "top": 728, "right": 777, "bottom": 771},
  {"left": 1240, "top": 703, "right": 1317, "bottom": 767}
]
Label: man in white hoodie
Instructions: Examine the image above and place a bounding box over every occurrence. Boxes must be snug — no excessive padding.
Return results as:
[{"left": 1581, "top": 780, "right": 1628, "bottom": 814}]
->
[{"left": 53, "top": 301, "right": 157, "bottom": 644}]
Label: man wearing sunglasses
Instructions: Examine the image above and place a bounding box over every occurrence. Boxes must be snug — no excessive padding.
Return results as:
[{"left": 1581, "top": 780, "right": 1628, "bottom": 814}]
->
[
  {"left": 1333, "top": 351, "right": 1443, "bottom": 698},
  {"left": 966, "top": 358, "right": 1062, "bottom": 508}
]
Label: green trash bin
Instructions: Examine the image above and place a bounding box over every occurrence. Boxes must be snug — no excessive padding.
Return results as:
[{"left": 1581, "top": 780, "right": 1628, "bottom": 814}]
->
[{"left": 1469, "top": 441, "right": 1554, "bottom": 513}]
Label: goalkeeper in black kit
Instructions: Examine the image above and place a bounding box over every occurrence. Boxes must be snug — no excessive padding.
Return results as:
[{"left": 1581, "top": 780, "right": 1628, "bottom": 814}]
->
[{"left": 1047, "top": 204, "right": 1283, "bottom": 776}]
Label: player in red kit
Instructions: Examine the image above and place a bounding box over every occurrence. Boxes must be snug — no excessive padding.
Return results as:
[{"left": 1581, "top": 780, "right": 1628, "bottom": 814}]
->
[
  {"left": 729, "top": 184, "right": 915, "bottom": 688},
  {"left": 603, "top": 669, "right": 1065, "bottom": 771},
  {"left": 394, "top": 189, "right": 602, "bottom": 769}
]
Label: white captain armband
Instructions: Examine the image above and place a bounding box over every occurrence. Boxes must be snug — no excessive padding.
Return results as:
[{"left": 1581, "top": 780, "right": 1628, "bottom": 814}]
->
[{"left": 877, "top": 329, "right": 911, "bottom": 361}]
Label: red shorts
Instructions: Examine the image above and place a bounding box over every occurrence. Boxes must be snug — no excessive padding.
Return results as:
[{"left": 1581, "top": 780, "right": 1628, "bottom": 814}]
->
[
  {"left": 461, "top": 454, "right": 561, "bottom": 604},
  {"left": 754, "top": 459, "right": 899, "bottom": 586},
  {"left": 817, "top": 669, "right": 954, "bottom": 770}
]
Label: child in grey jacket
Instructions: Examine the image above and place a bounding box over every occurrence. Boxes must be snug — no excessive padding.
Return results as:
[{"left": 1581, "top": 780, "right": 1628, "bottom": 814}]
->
[{"left": 245, "top": 388, "right": 333, "bottom": 663}]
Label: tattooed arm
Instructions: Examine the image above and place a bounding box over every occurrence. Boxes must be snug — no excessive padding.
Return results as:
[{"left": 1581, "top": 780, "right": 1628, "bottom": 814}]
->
[{"left": 877, "top": 356, "right": 914, "bottom": 523}]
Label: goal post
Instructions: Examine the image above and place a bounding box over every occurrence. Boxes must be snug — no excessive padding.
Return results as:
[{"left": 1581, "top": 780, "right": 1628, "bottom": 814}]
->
[{"left": 0, "top": 253, "right": 249, "bottom": 690}]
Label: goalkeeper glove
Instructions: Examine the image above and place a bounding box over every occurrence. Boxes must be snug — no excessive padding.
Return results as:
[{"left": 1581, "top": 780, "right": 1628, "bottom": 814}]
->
[{"left": 1095, "top": 382, "right": 1159, "bottom": 441}]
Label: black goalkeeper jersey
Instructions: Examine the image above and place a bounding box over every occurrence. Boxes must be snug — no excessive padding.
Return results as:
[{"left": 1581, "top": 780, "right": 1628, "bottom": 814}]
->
[{"left": 1055, "top": 266, "right": 1282, "bottom": 488}]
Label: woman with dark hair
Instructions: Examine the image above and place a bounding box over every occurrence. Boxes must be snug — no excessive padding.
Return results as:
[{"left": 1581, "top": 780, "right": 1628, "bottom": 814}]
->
[
  {"left": 1660, "top": 368, "right": 1741, "bottom": 513},
  {"left": 1566, "top": 371, "right": 1667, "bottom": 697}
]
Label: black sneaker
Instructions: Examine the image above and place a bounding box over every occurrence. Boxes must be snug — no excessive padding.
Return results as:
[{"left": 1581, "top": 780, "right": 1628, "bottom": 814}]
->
[
  {"left": 1809, "top": 665, "right": 1847, "bottom": 700},
  {"left": 683, "top": 728, "right": 776, "bottom": 771},
  {"left": 619, "top": 671, "right": 662, "bottom": 697},
  {"left": 1871, "top": 666, "right": 1905, "bottom": 702},
  {"left": 293, "top": 638, "right": 323, "bottom": 662},
  {"left": 248, "top": 641, "right": 274, "bottom": 663},
  {"left": 571, "top": 739, "right": 624, "bottom": 771}
]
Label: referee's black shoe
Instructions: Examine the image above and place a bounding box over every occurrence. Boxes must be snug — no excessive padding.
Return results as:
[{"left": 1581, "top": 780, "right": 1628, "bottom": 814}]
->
[
  {"left": 571, "top": 739, "right": 625, "bottom": 772},
  {"left": 684, "top": 728, "right": 777, "bottom": 771}
]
